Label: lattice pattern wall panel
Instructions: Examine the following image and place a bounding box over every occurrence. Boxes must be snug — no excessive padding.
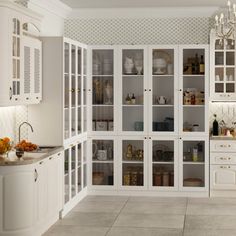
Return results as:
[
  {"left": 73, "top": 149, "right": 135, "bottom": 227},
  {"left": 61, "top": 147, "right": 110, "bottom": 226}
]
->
[
  {"left": 15, "top": 106, "right": 28, "bottom": 142},
  {"left": 0, "top": 107, "right": 16, "bottom": 141},
  {"left": 65, "top": 17, "right": 211, "bottom": 45},
  {"left": 209, "top": 103, "right": 236, "bottom": 131}
]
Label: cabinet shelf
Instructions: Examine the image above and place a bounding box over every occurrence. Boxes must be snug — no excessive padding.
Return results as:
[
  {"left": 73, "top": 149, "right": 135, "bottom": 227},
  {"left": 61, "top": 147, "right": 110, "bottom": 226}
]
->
[
  {"left": 92, "top": 75, "right": 113, "bottom": 77},
  {"left": 122, "top": 104, "right": 143, "bottom": 107},
  {"left": 182, "top": 74, "right": 205, "bottom": 77},
  {"left": 153, "top": 104, "right": 174, "bottom": 107},
  {"left": 92, "top": 104, "right": 114, "bottom": 107},
  {"left": 183, "top": 105, "right": 205, "bottom": 107},
  {"left": 123, "top": 161, "right": 143, "bottom": 164},
  {"left": 92, "top": 160, "right": 114, "bottom": 163},
  {"left": 153, "top": 161, "right": 174, "bottom": 164},
  {"left": 152, "top": 74, "right": 174, "bottom": 77},
  {"left": 183, "top": 162, "right": 205, "bottom": 165}
]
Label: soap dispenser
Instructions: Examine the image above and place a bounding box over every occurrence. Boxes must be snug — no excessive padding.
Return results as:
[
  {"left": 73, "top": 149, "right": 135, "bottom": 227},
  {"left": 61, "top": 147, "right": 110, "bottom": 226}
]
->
[{"left": 213, "top": 114, "right": 219, "bottom": 136}]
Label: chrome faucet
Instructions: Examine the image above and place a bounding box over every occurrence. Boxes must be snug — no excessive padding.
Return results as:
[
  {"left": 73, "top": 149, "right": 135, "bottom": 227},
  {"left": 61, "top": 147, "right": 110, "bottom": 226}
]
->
[{"left": 18, "top": 122, "right": 34, "bottom": 142}]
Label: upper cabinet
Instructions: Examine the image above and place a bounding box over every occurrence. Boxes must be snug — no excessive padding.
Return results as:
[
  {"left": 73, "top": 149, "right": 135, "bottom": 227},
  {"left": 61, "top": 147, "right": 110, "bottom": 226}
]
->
[
  {"left": 210, "top": 29, "right": 236, "bottom": 101},
  {"left": 0, "top": 1, "right": 42, "bottom": 106},
  {"left": 28, "top": 37, "right": 87, "bottom": 147}
]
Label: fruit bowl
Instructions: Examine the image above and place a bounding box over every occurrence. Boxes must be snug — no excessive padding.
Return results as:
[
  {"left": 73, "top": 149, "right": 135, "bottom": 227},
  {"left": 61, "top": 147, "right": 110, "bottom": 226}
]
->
[
  {"left": 0, "top": 137, "right": 12, "bottom": 158},
  {"left": 15, "top": 140, "right": 38, "bottom": 152}
]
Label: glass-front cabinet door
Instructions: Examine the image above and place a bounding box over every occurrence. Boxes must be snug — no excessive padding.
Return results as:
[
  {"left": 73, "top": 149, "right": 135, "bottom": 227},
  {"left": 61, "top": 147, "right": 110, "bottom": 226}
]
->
[
  {"left": 179, "top": 138, "right": 208, "bottom": 191},
  {"left": 210, "top": 30, "right": 236, "bottom": 100},
  {"left": 121, "top": 46, "right": 147, "bottom": 134},
  {"left": 91, "top": 47, "right": 115, "bottom": 134},
  {"left": 149, "top": 46, "right": 178, "bottom": 135},
  {"left": 64, "top": 40, "right": 86, "bottom": 143},
  {"left": 120, "top": 138, "right": 147, "bottom": 189},
  {"left": 91, "top": 139, "right": 115, "bottom": 189},
  {"left": 149, "top": 138, "right": 178, "bottom": 190},
  {"left": 180, "top": 45, "right": 208, "bottom": 136},
  {"left": 83, "top": 48, "right": 87, "bottom": 133}
]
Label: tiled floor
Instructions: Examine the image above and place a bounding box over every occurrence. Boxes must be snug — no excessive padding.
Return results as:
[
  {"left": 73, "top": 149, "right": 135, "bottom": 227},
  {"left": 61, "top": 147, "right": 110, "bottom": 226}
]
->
[{"left": 44, "top": 196, "right": 236, "bottom": 236}]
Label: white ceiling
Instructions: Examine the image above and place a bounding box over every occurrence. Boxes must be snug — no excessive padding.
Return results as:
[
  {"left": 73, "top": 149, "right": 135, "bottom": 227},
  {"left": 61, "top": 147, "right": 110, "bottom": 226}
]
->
[{"left": 60, "top": 0, "right": 227, "bottom": 8}]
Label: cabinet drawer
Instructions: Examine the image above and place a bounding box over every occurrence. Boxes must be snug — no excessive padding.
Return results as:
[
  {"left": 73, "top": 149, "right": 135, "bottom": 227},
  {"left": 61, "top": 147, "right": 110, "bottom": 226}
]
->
[
  {"left": 210, "top": 140, "right": 236, "bottom": 152},
  {"left": 211, "top": 153, "right": 236, "bottom": 164},
  {"left": 211, "top": 165, "right": 236, "bottom": 190}
]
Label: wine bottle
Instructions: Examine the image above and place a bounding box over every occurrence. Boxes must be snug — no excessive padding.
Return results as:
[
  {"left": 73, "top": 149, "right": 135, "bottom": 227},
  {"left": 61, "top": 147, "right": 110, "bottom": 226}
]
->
[
  {"left": 199, "top": 55, "right": 205, "bottom": 75},
  {"left": 131, "top": 93, "right": 136, "bottom": 104},
  {"left": 213, "top": 114, "right": 219, "bottom": 136}
]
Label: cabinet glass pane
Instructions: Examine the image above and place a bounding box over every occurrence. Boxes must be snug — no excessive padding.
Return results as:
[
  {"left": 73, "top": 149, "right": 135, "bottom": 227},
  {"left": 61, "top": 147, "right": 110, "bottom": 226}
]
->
[
  {"left": 215, "top": 68, "right": 224, "bottom": 81},
  {"left": 183, "top": 49, "right": 205, "bottom": 75},
  {"left": 71, "top": 45, "right": 76, "bottom": 75},
  {"left": 152, "top": 48, "right": 174, "bottom": 132},
  {"left": 226, "top": 39, "right": 235, "bottom": 49},
  {"left": 215, "top": 39, "right": 224, "bottom": 50},
  {"left": 71, "top": 147, "right": 76, "bottom": 197},
  {"left": 77, "top": 47, "right": 81, "bottom": 75},
  {"left": 122, "top": 49, "right": 144, "bottom": 132},
  {"left": 92, "top": 49, "right": 114, "bottom": 132},
  {"left": 215, "top": 52, "right": 224, "bottom": 65},
  {"left": 92, "top": 140, "right": 114, "bottom": 186},
  {"left": 226, "top": 83, "right": 235, "bottom": 93},
  {"left": 226, "top": 52, "right": 234, "bottom": 65},
  {"left": 226, "top": 68, "right": 235, "bottom": 81},
  {"left": 183, "top": 141, "right": 205, "bottom": 188},
  {"left": 71, "top": 108, "right": 76, "bottom": 137},
  {"left": 152, "top": 140, "right": 174, "bottom": 187},
  {"left": 64, "top": 149, "right": 69, "bottom": 203},
  {"left": 122, "top": 140, "right": 144, "bottom": 186},
  {"left": 83, "top": 141, "right": 87, "bottom": 188},
  {"left": 215, "top": 83, "right": 224, "bottom": 93},
  {"left": 77, "top": 144, "right": 82, "bottom": 193},
  {"left": 83, "top": 48, "right": 87, "bottom": 75},
  {"left": 182, "top": 49, "right": 205, "bottom": 133},
  {"left": 64, "top": 43, "right": 69, "bottom": 74}
]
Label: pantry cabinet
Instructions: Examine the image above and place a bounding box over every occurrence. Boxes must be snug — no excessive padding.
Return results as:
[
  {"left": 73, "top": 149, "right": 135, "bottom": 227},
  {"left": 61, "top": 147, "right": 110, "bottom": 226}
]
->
[
  {"left": 0, "top": 1, "right": 42, "bottom": 106},
  {"left": 210, "top": 29, "right": 236, "bottom": 101},
  {"left": 28, "top": 37, "right": 88, "bottom": 147},
  {"left": 88, "top": 44, "right": 209, "bottom": 195}
]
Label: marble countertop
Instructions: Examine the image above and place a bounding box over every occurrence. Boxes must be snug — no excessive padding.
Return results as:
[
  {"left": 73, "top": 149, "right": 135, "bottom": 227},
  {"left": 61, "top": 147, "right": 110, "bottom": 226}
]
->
[{"left": 0, "top": 146, "right": 63, "bottom": 166}]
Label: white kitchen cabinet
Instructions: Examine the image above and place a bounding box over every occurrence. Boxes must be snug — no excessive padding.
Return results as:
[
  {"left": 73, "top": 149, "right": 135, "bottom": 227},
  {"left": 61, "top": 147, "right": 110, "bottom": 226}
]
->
[
  {"left": 0, "top": 151, "right": 63, "bottom": 236},
  {"left": 88, "top": 44, "right": 209, "bottom": 196},
  {"left": 0, "top": 1, "right": 42, "bottom": 106},
  {"left": 28, "top": 37, "right": 87, "bottom": 147},
  {"left": 210, "top": 29, "right": 236, "bottom": 101},
  {"left": 88, "top": 137, "right": 116, "bottom": 190},
  {"left": 88, "top": 46, "right": 117, "bottom": 135},
  {"left": 210, "top": 140, "right": 236, "bottom": 196},
  {"left": 211, "top": 165, "right": 236, "bottom": 190},
  {"left": 63, "top": 138, "right": 87, "bottom": 215}
]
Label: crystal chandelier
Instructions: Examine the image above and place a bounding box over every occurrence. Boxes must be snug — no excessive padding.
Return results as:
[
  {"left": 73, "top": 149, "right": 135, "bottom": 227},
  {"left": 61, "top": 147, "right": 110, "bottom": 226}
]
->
[{"left": 215, "top": 0, "right": 236, "bottom": 44}]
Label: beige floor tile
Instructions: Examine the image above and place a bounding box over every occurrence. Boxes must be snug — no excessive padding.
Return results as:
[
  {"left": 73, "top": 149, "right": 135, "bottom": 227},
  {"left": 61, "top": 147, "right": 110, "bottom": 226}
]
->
[
  {"left": 82, "top": 195, "right": 129, "bottom": 203},
  {"left": 57, "top": 212, "right": 118, "bottom": 227},
  {"left": 186, "top": 203, "right": 236, "bottom": 216},
  {"left": 184, "top": 229, "right": 236, "bottom": 236},
  {"left": 114, "top": 213, "right": 184, "bottom": 229},
  {"left": 43, "top": 225, "right": 109, "bottom": 236},
  {"left": 122, "top": 201, "right": 186, "bottom": 215},
  {"left": 128, "top": 196, "right": 187, "bottom": 204},
  {"left": 72, "top": 201, "right": 125, "bottom": 213},
  {"left": 185, "top": 215, "right": 236, "bottom": 229},
  {"left": 188, "top": 197, "right": 236, "bottom": 205},
  {"left": 107, "top": 227, "right": 183, "bottom": 236}
]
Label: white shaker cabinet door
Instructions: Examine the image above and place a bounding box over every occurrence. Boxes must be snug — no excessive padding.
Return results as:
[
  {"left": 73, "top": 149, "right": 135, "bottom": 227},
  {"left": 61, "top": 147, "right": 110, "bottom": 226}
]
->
[
  {"left": 3, "top": 170, "right": 35, "bottom": 231},
  {"left": 211, "top": 165, "right": 236, "bottom": 190}
]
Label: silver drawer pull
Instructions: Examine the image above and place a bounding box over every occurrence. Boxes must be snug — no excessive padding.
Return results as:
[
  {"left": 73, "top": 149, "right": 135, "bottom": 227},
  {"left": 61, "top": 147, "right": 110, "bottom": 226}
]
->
[
  {"left": 220, "top": 166, "right": 231, "bottom": 169},
  {"left": 220, "top": 157, "right": 232, "bottom": 161}
]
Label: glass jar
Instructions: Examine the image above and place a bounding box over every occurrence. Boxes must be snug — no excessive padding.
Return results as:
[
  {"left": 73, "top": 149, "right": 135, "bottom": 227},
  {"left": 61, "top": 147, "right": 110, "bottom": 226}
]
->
[
  {"left": 163, "top": 172, "right": 169, "bottom": 186},
  {"left": 154, "top": 172, "right": 162, "bottom": 186}
]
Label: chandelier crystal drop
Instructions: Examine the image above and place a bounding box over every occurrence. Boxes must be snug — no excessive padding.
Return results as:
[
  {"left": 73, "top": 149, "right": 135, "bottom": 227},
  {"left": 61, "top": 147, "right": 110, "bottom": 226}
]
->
[{"left": 215, "top": 0, "right": 236, "bottom": 44}]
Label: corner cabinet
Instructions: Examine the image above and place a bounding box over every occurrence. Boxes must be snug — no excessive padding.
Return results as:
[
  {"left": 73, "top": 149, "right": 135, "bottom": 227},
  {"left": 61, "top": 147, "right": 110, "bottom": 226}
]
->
[
  {"left": 88, "top": 44, "right": 209, "bottom": 196},
  {"left": 0, "top": 1, "right": 42, "bottom": 106},
  {"left": 210, "top": 29, "right": 236, "bottom": 101}
]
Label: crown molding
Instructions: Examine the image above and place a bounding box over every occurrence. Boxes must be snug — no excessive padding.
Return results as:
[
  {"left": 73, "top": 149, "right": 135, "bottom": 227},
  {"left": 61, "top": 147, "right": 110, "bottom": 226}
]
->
[
  {"left": 28, "top": 0, "right": 72, "bottom": 18},
  {"left": 68, "top": 7, "right": 219, "bottom": 19}
]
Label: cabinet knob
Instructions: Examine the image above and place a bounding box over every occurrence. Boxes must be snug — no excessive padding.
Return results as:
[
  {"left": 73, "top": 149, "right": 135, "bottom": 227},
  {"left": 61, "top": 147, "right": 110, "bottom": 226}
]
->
[
  {"left": 144, "top": 137, "right": 147, "bottom": 139},
  {"left": 26, "top": 97, "right": 29, "bottom": 100},
  {"left": 58, "top": 153, "right": 61, "bottom": 156},
  {"left": 149, "top": 89, "right": 151, "bottom": 92},
  {"left": 144, "top": 89, "right": 147, "bottom": 92},
  {"left": 149, "top": 137, "right": 151, "bottom": 139},
  {"left": 49, "top": 156, "right": 53, "bottom": 160},
  {"left": 179, "top": 89, "right": 182, "bottom": 92}
]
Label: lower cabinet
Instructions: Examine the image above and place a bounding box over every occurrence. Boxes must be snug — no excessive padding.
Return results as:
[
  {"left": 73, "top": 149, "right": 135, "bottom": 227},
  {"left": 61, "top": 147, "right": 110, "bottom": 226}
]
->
[
  {"left": 210, "top": 140, "right": 236, "bottom": 195},
  {"left": 0, "top": 151, "right": 63, "bottom": 236},
  {"left": 89, "top": 136, "right": 209, "bottom": 194},
  {"left": 63, "top": 139, "right": 88, "bottom": 214},
  {"left": 211, "top": 165, "right": 236, "bottom": 190}
]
